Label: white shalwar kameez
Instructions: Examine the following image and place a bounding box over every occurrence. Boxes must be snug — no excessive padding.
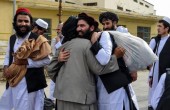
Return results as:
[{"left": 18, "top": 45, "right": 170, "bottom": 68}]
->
[
  {"left": 148, "top": 35, "right": 169, "bottom": 106},
  {"left": 0, "top": 32, "right": 50, "bottom": 110},
  {"left": 96, "top": 30, "right": 139, "bottom": 110},
  {"left": 151, "top": 73, "right": 166, "bottom": 110}
]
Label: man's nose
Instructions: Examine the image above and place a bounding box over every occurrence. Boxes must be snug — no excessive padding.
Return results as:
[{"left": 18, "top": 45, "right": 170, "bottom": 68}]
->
[
  {"left": 21, "top": 21, "right": 26, "bottom": 25},
  {"left": 77, "top": 26, "right": 81, "bottom": 31},
  {"left": 103, "top": 25, "right": 107, "bottom": 29}
]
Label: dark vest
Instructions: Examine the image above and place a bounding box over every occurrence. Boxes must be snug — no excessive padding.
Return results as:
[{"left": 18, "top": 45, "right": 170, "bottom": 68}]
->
[
  {"left": 153, "top": 37, "right": 170, "bottom": 80},
  {"left": 7, "top": 32, "right": 47, "bottom": 93},
  {"left": 99, "top": 33, "right": 132, "bottom": 93},
  {"left": 99, "top": 33, "right": 135, "bottom": 110},
  {"left": 156, "top": 73, "right": 170, "bottom": 110}
]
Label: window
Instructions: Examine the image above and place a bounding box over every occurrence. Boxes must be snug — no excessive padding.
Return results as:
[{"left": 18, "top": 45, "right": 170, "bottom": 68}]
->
[
  {"left": 140, "top": 2, "right": 143, "bottom": 5},
  {"left": 33, "top": 18, "right": 52, "bottom": 43},
  {"left": 65, "top": 1, "right": 75, "bottom": 4},
  {"left": 137, "top": 26, "right": 151, "bottom": 43},
  {"left": 126, "top": 9, "right": 131, "bottom": 12},
  {"left": 145, "top": 5, "right": 149, "bottom": 8},
  {"left": 83, "top": 2, "right": 97, "bottom": 6},
  {"left": 117, "top": 6, "right": 123, "bottom": 11},
  {"left": 133, "top": 0, "right": 138, "bottom": 3}
]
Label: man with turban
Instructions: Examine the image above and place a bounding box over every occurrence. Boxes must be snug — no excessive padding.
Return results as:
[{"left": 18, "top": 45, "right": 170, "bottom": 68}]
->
[
  {"left": 0, "top": 8, "right": 51, "bottom": 110},
  {"left": 89, "top": 11, "right": 138, "bottom": 110},
  {"left": 48, "top": 13, "right": 124, "bottom": 110}
]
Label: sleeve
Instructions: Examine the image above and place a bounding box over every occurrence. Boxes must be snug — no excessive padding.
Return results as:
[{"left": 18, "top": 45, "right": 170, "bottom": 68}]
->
[
  {"left": 95, "top": 31, "right": 113, "bottom": 65},
  {"left": 149, "top": 38, "right": 156, "bottom": 50},
  {"left": 47, "top": 48, "right": 63, "bottom": 81},
  {"left": 27, "top": 55, "right": 51, "bottom": 68},
  {"left": 55, "top": 41, "right": 62, "bottom": 49},
  {"left": 151, "top": 73, "right": 166, "bottom": 110},
  {"left": 3, "top": 41, "right": 10, "bottom": 66},
  {"left": 86, "top": 42, "right": 119, "bottom": 75},
  {"left": 148, "top": 39, "right": 156, "bottom": 77}
]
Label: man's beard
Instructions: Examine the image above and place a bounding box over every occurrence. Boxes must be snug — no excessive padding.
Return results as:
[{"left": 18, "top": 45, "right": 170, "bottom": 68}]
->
[
  {"left": 77, "top": 29, "right": 93, "bottom": 40},
  {"left": 103, "top": 25, "right": 115, "bottom": 31},
  {"left": 14, "top": 25, "right": 31, "bottom": 37}
]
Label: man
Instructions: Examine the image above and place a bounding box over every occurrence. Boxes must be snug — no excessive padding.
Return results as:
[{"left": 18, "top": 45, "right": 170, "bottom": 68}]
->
[
  {"left": 51, "top": 23, "right": 64, "bottom": 55},
  {"left": 148, "top": 16, "right": 170, "bottom": 110},
  {"left": 92, "top": 11, "right": 138, "bottom": 110},
  {"left": 49, "top": 23, "right": 64, "bottom": 102},
  {"left": 48, "top": 14, "right": 123, "bottom": 110},
  {"left": 0, "top": 8, "right": 51, "bottom": 110},
  {"left": 151, "top": 71, "right": 170, "bottom": 110},
  {"left": 32, "top": 18, "right": 48, "bottom": 35}
]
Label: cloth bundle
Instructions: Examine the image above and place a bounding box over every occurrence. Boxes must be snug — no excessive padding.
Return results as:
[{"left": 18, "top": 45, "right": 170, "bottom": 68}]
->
[
  {"left": 108, "top": 31, "right": 158, "bottom": 72},
  {"left": 5, "top": 35, "right": 51, "bottom": 87}
]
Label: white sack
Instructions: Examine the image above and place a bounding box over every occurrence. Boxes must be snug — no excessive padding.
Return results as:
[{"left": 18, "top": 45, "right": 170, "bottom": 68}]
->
[{"left": 108, "top": 31, "right": 158, "bottom": 72}]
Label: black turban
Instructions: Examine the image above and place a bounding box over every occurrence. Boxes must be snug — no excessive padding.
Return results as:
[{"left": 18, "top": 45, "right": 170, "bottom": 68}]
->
[
  {"left": 62, "top": 16, "right": 78, "bottom": 43},
  {"left": 78, "top": 13, "right": 99, "bottom": 31}
]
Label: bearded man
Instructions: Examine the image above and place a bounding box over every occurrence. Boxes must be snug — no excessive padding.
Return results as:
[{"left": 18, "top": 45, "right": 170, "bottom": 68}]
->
[
  {"left": 48, "top": 14, "right": 124, "bottom": 110},
  {"left": 0, "top": 8, "right": 51, "bottom": 110}
]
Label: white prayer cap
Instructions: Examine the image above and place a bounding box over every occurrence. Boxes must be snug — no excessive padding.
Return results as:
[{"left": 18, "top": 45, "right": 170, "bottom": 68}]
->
[
  {"left": 35, "top": 19, "right": 48, "bottom": 29},
  {"left": 162, "top": 16, "right": 170, "bottom": 25}
]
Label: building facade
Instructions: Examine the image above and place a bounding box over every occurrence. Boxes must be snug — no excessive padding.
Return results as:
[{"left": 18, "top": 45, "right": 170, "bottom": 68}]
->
[
  {"left": 0, "top": 0, "right": 161, "bottom": 42},
  {"left": 57, "top": 0, "right": 155, "bottom": 15}
]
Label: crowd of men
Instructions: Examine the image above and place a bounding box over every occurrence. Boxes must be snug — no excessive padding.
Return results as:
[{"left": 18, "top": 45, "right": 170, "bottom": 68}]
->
[{"left": 0, "top": 7, "right": 170, "bottom": 110}]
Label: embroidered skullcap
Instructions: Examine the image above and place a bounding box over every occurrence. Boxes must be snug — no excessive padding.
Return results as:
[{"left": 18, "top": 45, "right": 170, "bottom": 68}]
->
[{"left": 35, "top": 19, "right": 48, "bottom": 29}]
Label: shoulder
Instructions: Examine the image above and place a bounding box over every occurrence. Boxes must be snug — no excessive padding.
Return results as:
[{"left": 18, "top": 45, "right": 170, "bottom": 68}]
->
[
  {"left": 29, "top": 32, "right": 39, "bottom": 40},
  {"left": 9, "top": 34, "right": 16, "bottom": 42},
  {"left": 10, "top": 34, "right": 16, "bottom": 39},
  {"left": 63, "top": 38, "right": 91, "bottom": 47},
  {"left": 100, "top": 31, "right": 111, "bottom": 40}
]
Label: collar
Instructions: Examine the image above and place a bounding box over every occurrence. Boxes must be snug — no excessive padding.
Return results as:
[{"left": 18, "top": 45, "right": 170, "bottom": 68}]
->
[{"left": 15, "top": 32, "right": 31, "bottom": 40}]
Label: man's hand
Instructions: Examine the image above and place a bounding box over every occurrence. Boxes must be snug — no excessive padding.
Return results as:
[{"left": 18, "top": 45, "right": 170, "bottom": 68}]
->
[
  {"left": 114, "top": 47, "right": 125, "bottom": 58},
  {"left": 147, "top": 64, "right": 153, "bottom": 71},
  {"left": 3, "top": 66, "right": 11, "bottom": 79},
  {"left": 91, "top": 32, "right": 101, "bottom": 44},
  {"left": 130, "top": 71, "right": 138, "bottom": 82},
  {"left": 149, "top": 76, "right": 153, "bottom": 87},
  {"left": 58, "top": 48, "right": 70, "bottom": 62},
  {"left": 55, "top": 36, "right": 60, "bottom": 43}
]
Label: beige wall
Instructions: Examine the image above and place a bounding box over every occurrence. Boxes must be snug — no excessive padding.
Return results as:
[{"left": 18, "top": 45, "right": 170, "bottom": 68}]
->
[
  {"left": 30, "top": 9, "right": 81, "bottom": 38},
  {"left": 117, "top": 17, "right": 157, "bottom": 37},
  {"left": 104, "top": 0, "right": 154, "bottom": 15},
  {"left": 62, "top": 0, "right": 155, "bottom": 15},
  {"left": 0, "top": 0, "right": 158, "bottom": 41},
  {"left": 0, "top": 1, "right": 14, "bottom": 40}
]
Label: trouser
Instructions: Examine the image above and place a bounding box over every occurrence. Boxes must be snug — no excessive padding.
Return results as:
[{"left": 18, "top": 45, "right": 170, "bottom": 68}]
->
[
  {"left": 56, "top": 99, "right": 97, "bottom": 110},
  {"left": 0, "top": 78, "right": 44, "bottom": 110},
  {"left": 124, "top": 85, "right": 137, "bottom": 110}
]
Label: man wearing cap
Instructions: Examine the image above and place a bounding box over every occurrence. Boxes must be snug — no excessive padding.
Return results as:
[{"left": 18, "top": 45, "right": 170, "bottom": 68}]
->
[
  {"left": 0, "top": 8, "right": 51, "bottom": 110},
  {"left": 90, "top": 11, "right": 138, "bottom": 110},
  {"left": 48, "top": 13, "right": 123, "bottom": 110},
  {"left": 148, "top": 16, "right": 170, "bottom": 110},
  {"left": 32, "top": 18, "right": 48, "bottom": 35}
]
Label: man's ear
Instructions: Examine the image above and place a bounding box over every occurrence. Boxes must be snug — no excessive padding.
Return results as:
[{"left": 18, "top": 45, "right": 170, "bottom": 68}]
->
[
  {"left": 112, "top": 21, "right": 117, "bottom": 26},
  {"left": 165, "top": 26, "right": 169, "bottom": 33},
  {"left": 90, "top": 25, "right": 95, "bottom": 31}
]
